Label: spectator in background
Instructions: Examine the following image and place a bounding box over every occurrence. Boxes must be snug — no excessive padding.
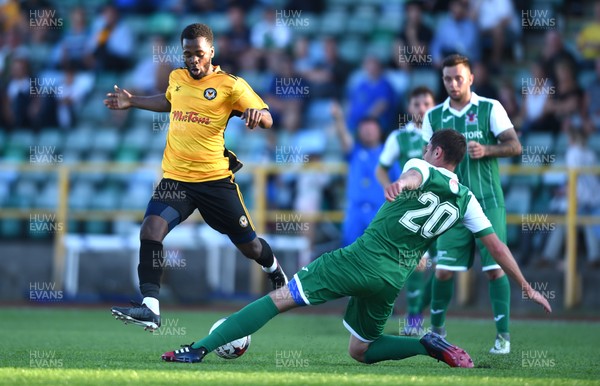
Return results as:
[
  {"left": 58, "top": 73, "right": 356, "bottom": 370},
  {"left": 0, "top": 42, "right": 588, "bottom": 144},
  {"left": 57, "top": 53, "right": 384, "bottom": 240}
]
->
[
  {"left": 298, "top": 36, "right": 351, "bottom": 100},
  {"left": 540, "top": 30, "right": 578, "bottom": 85},
  {"left": 55, "top": 64, "right": 94, "bottom": 129},
  {"left": 519, "top": 61, "right": 554, "bottom": 134},
  {"left": 346, "top": 56, "right": 396, "bottom": 133},
  {"left": 430, "top": 0, "right": 480, "bottom": 66},
  {"left": 577, "top": 2, "right": 600, "bottom": 68},
  {"left": 471, "top": 62, "right": 499, "bottom": 100},
  {"left": 399, "top": 1, "right": 433, "bottom": 62},
  {"left": 52, "top": 7, "right": 90, "bottom": 71},
  {"left": 497, "top": 81, "right": 520, "bottom": 129},
  {"left": 546, "top": 60, "right": 584, "bottom": 134},
  {"left": 215, "top": 35, "right": 239, "bottom": 73},
  {"left": 540, "top": 129, "right": 600, "bottom": 269},
  {"left": 250, "top": 8, "right": 292, "bottom": 50},
  {"left": 470, "top": 0, "right": 518, "bottom": 67},
  {"left": 332, "top": 102, "right": 386, "bottom": 247},
  {"left": 226, "top": 5, "right": 251, "bottom": 53},
  {"left": 264, "top": 53, "right": 307, "bottom": 132},
  {"left": 293, "top": 36, "right": 314, "bottom": 75},
  {"left": 87, "top": 4, "right": 134, "bottom": 73},
  {"left": 6, "top": 56, "right": 34, "bottom": 129},
  {"left": 583, "top": 57, "right": 600, "bottom": 134}
]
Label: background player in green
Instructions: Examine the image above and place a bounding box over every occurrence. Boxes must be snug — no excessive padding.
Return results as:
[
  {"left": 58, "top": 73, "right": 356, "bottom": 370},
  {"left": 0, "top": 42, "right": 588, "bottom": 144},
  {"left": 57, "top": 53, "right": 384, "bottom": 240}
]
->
[
  {"left": 160, "top": 129, "right": 550, "bottom": 366},
  {"left": 376, "top": 86, "right": 436, "bottom": 336},
  {"left": 422, "top": 54, "right": 523, "bottom": 354}
]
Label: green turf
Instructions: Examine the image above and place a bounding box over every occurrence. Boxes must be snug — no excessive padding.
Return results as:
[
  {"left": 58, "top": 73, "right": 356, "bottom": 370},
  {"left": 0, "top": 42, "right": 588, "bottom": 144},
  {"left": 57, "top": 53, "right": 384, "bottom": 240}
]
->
[{"left": 1, "top": 307, "right": 599, "bottom": 385}]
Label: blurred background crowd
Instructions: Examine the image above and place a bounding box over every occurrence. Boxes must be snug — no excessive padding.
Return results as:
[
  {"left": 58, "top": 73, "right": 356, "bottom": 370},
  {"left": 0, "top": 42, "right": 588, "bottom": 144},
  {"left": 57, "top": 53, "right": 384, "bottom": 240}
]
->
[{"left": 0, "top": 0, "right": 599, "bottom": 270}]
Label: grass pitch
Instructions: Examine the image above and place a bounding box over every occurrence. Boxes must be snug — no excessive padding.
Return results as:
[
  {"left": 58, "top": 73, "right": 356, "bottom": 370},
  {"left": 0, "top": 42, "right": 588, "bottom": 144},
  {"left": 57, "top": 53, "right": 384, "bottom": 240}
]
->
[{"left": 1, "top": 307, "right": 599, "bottom": 385}]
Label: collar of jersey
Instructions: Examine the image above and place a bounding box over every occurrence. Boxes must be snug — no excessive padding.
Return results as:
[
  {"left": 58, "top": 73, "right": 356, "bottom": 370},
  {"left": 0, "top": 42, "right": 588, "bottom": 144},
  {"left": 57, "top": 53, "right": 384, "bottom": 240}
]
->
[
  {"left": 433, "top": 164, "right": 459, "bottom": 181},
  {"left": 442, "top": 91, "right": 480, "bottom": 117}
]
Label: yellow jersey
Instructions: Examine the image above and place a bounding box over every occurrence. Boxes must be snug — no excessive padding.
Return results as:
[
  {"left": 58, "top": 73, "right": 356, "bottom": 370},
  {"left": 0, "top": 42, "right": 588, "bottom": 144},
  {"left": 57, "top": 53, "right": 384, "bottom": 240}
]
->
[{"left": 163, "top": 65, "right": 268, "bottom": 182}]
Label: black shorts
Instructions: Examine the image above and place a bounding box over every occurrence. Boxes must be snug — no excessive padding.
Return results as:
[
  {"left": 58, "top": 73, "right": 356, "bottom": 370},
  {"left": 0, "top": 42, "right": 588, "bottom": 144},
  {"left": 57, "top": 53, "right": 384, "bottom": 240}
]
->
[{"left": 144, "top": 177, "right": 256, "bottom": 244}]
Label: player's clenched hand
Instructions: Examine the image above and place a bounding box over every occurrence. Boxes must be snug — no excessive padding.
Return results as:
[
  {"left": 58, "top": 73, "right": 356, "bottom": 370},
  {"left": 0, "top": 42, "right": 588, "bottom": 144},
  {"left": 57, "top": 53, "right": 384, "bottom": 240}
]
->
[
  {"left": 242, "top": 108, "right": 263, "bottom": 129},
  {"left": 525, "top": 286, "right": 552, "bottom": 313},
  {"left": 103, "top": 85, "right": 132, "bottom": 110},
  {"left": 384, "top": 182, "right": 403, "bottom": 202},
  {"left": 467, "top": 141, "right": 486, "bottom": 159}
]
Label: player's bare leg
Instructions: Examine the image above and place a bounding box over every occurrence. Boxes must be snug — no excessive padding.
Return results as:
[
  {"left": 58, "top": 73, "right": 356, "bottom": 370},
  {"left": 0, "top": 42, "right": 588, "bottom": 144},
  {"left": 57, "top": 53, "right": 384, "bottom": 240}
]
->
[
  {"left": 162, "top": 285, "right": 298, "bottom": 362},
  {"left": 236, "top": 237, "right": 288, "bottom": 289}
]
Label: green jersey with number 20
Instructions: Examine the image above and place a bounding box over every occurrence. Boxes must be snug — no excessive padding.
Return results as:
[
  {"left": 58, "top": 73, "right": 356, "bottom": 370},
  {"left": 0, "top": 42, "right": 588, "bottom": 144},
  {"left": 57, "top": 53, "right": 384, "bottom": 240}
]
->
[{"left": 346, "top": 158, "right": 494, "bottom": 289}]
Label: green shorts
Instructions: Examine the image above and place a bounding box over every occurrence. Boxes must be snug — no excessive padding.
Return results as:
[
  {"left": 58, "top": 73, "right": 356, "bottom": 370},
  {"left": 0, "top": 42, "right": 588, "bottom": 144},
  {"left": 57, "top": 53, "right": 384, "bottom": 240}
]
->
[
  {"left": 288, "top": 248, "right": 401, "bottom": 342},
  {"left": 435, "top": 207, "right": 506, "bottom": 272}
]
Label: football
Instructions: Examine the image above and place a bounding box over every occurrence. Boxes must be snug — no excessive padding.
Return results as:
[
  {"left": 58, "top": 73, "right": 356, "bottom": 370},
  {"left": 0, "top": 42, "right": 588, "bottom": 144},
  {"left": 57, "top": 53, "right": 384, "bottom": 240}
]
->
[{"left": 209, "top": 318, "right": 251, "bottom": 359}]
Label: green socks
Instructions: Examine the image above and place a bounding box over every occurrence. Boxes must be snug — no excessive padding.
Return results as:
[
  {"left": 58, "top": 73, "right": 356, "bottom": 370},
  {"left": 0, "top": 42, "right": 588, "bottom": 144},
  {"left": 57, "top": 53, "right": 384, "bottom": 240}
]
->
[
  {"left": 364, "top": 334, "right": 428, "bottom": 364},
  {"left": 489, "top": 275, "right": 510, "bottom": 334},
  {"left": 418, "top": 273, "right": 434, "bottom": 312},
  {"left": 192, "top": 295, "right": 280, "bottom": 351},
  {"left": 406, "top": 270, "right": 424, "bottom": 315},
  {"left": 430, "top": 276, "right": 454, "bottom": 328}
]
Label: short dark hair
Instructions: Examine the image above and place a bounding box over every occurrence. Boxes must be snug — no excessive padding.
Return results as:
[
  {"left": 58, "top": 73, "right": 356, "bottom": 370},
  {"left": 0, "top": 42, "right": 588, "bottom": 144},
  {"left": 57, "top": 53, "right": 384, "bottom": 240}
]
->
[
  {"left": 430, "top": 128, "right": 466, "bottom": 166},
  {"left": 442, "top": 54, "right": 471, "bottom": 73},
  {"left": 181, "top": 23, "right": 214, "bottom": 46},
  {"left": 409, "top": 86, "right": 434, "bottom": 101}
]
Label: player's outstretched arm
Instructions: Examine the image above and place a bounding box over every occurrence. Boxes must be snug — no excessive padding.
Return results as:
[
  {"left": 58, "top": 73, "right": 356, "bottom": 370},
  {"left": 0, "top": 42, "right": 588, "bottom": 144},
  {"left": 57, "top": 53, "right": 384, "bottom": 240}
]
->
[
  {"left": 375, "top": 165, "right": 392, "bottom": 189},
  {"left": 384, "top": 169, "right": 423, "bottom": 202},
  {"left": 479, "top": 233, "right": 552, "bottom": 313},
  {"left": 103, "top": 85, "right": 171, "bottom": 112}
]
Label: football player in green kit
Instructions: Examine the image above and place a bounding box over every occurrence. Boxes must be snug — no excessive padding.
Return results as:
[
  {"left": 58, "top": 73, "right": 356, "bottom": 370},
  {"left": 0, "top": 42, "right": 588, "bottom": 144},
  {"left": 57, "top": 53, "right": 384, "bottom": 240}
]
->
[
  {"left": 161, "top": 129, "right": 549, "bottom": 367},
  {"left": 376, "top": 86, "right": 436, "bottom": 336},
  {"left": 422, "top": 55, "right": 523, "bottom": 354}
]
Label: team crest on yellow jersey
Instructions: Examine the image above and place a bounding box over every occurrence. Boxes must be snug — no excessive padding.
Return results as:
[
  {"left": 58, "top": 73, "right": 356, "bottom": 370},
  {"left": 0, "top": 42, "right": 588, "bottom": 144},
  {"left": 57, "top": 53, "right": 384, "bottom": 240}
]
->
[{"left": 204, "top": 88, "right": 217, "bottom": 100}]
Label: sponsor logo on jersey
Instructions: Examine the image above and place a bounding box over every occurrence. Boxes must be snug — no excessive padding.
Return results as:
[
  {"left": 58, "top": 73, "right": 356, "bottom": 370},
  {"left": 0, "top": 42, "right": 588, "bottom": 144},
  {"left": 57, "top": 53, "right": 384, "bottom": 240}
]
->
[
  {"left": 239, "top": 215, "right": 248, "bottom": 228},
  {"left": 463, "top": 130, "right": 484, "bottom": 140},
  {"left": 204, "top": 87, "right": 217, "bottom": 100},
  {"left": 171, "top": 110, "right": 211, "bottom": 125},
  {"left": 466, "top": 111, "right": 478, "bottom": 125},
  {"left": 449, "top": 179, "right": 459, "bottom": 194}
]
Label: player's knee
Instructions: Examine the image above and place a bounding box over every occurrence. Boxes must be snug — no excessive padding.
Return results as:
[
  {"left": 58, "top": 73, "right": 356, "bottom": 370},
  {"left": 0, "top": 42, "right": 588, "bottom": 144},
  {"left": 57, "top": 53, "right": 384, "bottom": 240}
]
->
[
  {"left": 348, "top": 345, "right": 367, "bottom": 363},
  {"left": 485, "top": 269, "right": 504, "bottom": 280},
  {"left": 435, "top": 269, "right": 454, "bottom": 281},
  {"left": 140, "top": 216, "right": 168, "bottom": 241}
]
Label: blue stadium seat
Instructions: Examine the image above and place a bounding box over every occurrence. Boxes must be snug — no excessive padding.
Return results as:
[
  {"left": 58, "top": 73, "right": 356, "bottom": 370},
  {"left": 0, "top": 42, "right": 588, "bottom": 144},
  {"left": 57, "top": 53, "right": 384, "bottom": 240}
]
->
[
  {"left": 35, "top": 181, "right": 59, "bottom": 210},
  {"left": 92, "top": 129, "right": 120, "bottom": 153},
  {"left": 319, "top": 11, "right": 347, "bottom": 36},
  {"left": 65, "top": 127, "right": 94, "bottom": 153}
]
